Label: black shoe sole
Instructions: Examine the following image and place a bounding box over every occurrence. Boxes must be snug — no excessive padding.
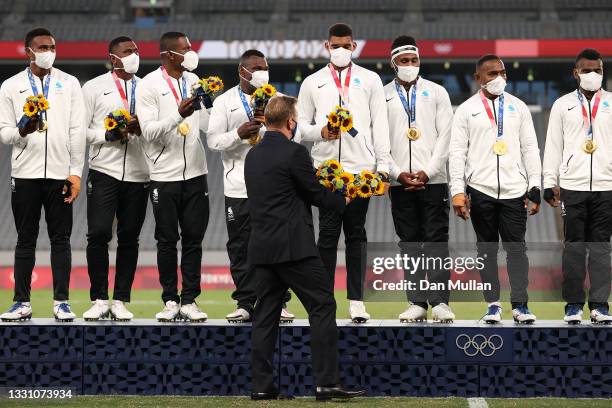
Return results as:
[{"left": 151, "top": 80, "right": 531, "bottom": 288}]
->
[
  {"left": 513, "top": 318, "right": 535, "bottom": 325},
  {"left": 1, "top": 314, "right": 32, "bottom": 322},
  {"left": 591, "top": 319, "right": 612, "bottom": 325},
  {"left": 315, "top": 391, "right": 367, "bottom": 401}
]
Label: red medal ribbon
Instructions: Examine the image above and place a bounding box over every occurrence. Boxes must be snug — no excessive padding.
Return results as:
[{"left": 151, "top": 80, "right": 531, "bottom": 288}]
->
[
  {"left": 111, "top": 71, "right": 130, "bottom": 112},
  {"left": 161, "top": 66, "right": 182, "bottom": 106},
  {"left": 328, "top": 64, "right": 351, "bottom": 106},
  {"left": 479, "top": 90, "right": 497, "bottom": 128},
  {"left": 579, "top": 89, "right": 601, "bottom": 136}
]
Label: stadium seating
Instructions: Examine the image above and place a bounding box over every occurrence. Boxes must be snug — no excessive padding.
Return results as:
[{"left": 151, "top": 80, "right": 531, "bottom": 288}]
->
[{"left": 0, "top": 0, "right": 609, "bottom": 40}]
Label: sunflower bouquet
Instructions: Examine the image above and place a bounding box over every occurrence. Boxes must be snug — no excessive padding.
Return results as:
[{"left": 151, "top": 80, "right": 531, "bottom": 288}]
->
[
  {"left": 251, "top": 84, "right": 277, "bottom": 122},
  {"left": 17, "top": 94, "right": 49, "bottom": 132},
  {"left": 326, "top": 105, "right": 358, "bottom": 137},
  {"left": 191, "top": 76, "right": 224, "bottom": 110},
  {"left": 352, "top": 170, "right": 386, "bottom": 198},
  {"left": 316, "top": 160, "right": 386, "bottom": 199},
  {"left": 104, "top": 109, "right": 132, "bottom": 143}
]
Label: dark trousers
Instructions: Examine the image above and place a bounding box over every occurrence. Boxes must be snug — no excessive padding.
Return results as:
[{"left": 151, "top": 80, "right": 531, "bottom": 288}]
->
[
  {"left": 11, "top": 178, "right": 72, "bottom": 302},
  {"left": 151, "top": 175, "right": 209, "bottom": 305},
  {"left": 225, "top": 196, "right": 291, "bottom": 314},
  {"left": 467, "top": 187, "right": 529, "bottom": 307},
  {"left": 86, "top": 169, "right": 148, "bottom": 302},
  {"left": 389, "top": 184, "right": 450, "bottom": 307},
  {"left": 251, "top": 256, "right": 339, "bottom": 392},
  {"left": 318, "top": 197, "right": 370, "bottom": 301},
  {"left": 560, "top": 189, "right": 612, "bottom": 310}
]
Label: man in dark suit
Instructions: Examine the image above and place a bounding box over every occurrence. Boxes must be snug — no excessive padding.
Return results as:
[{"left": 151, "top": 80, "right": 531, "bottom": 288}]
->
[{"left": 245, "top": 95, "right": 366, "bottom": 401}]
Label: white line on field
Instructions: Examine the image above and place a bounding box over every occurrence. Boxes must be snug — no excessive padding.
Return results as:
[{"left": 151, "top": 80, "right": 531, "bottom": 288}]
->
[{"left": 468, "top": 398, "right": 489, "bottom": 408}]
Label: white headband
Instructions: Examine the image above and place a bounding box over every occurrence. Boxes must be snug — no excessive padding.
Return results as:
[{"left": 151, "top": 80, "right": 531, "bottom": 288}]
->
[{"left": 391, "top": 44, "right": 419, "bottom": 60}]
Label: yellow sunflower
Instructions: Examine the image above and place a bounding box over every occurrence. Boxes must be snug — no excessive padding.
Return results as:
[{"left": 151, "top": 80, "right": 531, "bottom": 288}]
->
[
  {"left": 347, "top": 184, "right": 358, "bottom": 199},
  {"left": 322, "top": 179, "right": 332, "bottom": 190},
  {"left": 339, "top": 172, "right": 354, "bottom": 185},
  {"left": 327, "top": 112, "right": 340, "bottom": 128},
  {"left": 328, "top": 160, "right": 341, "bottom": 171},
  {"left": 104, "top": 117, "right": 118, "bottom": 131},
  {"left": 113, "top": 109, "right": 131, "bottom": 121},
  {"left": 357, "top": 183, "right": 372, "bottom": 198},
  {"left": 23, "top": 101, "right": 38, "bottom": 117},
  {"left": 360, "top": 170, "right": 375, "bottom": 181},
  {"left": 340, "top": 116, "right": 353, "bottom": 132},
  {"left": 262, "top": 84, "right": 276, "bottom": 97},
  {"left": 374, "top": 180, "right": 385, "bottom": 196},
  {"left": 36, "top": 97, "right": 49, "bottom": 111}
]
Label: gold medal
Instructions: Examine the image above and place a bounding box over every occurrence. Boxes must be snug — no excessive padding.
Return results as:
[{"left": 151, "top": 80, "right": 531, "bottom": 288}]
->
[
  {"left": 37, "top": 119, "right": 47, "bottom": 133},
  {"left": 493, "top": 140, "right": 507, "bottom": 156},
  {"left": 583, "top": 140, "right": 597, "bottom": 154},
  {"left": 248, "top": 134, "right": 262, "bottom": 146},
  {"left": 178, "top": 121, "right": 190, "bottom": 136},
  {"left": 406, "top": 127, "right": 421, "bottom": 141}
]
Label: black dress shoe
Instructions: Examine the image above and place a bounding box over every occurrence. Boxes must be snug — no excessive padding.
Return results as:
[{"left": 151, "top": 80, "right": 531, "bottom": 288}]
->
[
  {"left": 315, "top": 385, "right": 367, "bottom": 401},
  {"left": 251, "top": 392, "right": 294, "bottom": 400}
]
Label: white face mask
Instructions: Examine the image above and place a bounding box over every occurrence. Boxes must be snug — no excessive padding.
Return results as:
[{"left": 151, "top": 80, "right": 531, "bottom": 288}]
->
[
  {"left": 329, "top": 47, "right": 352, "bottom": 68},
  {"left": 395, "top": 65, "right": 419, "bottom": 83},
  {"left": 29, "top": 48, "right": 55, "bottom": 70},
  {"left": 482, "top": 75, "right": 506, "bottom": 96},
  {"left": 112, "top": 53, "right": 140, "bottom": 74},
  {"left": 579, "top": 72, "right": 603, "bottom": 92},
  {"left": 169, "top": 50, "right": 199, "bottom": 71},
  {"left": 242, "top": 68, "right": 269, "bottom": 88}
]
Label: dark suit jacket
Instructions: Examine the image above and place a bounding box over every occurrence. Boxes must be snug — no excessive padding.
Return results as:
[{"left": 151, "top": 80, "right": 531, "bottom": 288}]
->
[{"left": 245, "top": 131, "right": 346, "bottom": 265}]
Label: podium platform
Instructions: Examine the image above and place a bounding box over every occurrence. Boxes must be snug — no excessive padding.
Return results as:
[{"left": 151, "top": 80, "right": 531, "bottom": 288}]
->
[{"left": 0, "top": 319, "right": 610, "bottom": 397}]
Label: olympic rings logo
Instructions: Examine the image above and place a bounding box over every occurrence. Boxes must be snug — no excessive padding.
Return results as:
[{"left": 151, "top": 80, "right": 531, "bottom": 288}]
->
[{"left": 455, "top": 334, "right": 503, "bottom": 357}]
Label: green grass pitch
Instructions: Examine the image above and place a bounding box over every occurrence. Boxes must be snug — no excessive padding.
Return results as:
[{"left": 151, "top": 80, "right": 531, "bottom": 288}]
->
[{"left": 0, "top": 288, "right": 568, "bottom": 321}]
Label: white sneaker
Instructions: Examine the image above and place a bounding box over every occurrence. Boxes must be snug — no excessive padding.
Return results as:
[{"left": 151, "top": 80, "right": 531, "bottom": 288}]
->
[
  {"left": 110, "top": 300, "right": 134, "bottom": 321},
  {"left": 432, "top": 303, "right": 455, "bottom": 323},
  {"left": 226, "top": 308, "right": 251, "bottom": 322},
  {"left": 590, "top": 308, "right": 612, "bottom": 324},
  {"left": 180, "top": 303, "right": 208, "bottom": 322},
  {"left": 349, "top": 300, "right": 370, "bottom": 323},
  {"left": 83, "top": 299, "right": 110, "bottom": 321},
  {"left": 53, "top": 301, "right": 76, "bottom": 322},
  {"left": 564, "top": 304, "right": 583, "bottom": 324},
  {"left": 0, "top": 302, "right": 32, "bottom": 322},
  {"left": 280, "top": 307, "right": 295, "bottom": 323},
  {"left": 512, "top": 305, "right": 536, "bottom": 324},
  {"left": 399, "top": 304, "right": 427, "bottom": 322},
  {"left": 483, "top": 302, "right": 502, "bottom": 324},
  {"left": 155, "top": 300, "right": 180, "bottom": 322}
]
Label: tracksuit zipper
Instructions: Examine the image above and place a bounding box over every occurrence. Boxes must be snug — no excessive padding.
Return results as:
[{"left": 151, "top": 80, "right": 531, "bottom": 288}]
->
[
  {"left": 183, "top": 136, "right": 187, "bottom": 180},
  {"left": 122, "top": 142, "right": 128, "bottom": 182},
  {"left": 407, "top": 89, "right": 412, "bottom": 173},
  {"left": 492, "top": 100, "right": 500, "bottom": 199},
  {"left": 588, "top": 98, "right": 593, "bottom": 192},
  {"left": 122, "top": 80, "right": 129, "bottom": 182},
  {"left": 44, "top": 123, "right": 47, "bottom": 179},
  {"left": 337, "top": 81, "right": 342, "bottom": 163},
  {"left": 178, "top": 79, "right": 187, "bottom": 180}
]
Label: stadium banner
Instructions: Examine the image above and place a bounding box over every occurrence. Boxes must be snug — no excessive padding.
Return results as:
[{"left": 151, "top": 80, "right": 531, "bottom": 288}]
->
[
  {"left": 0, "top": 265, "right": 347, "bottom": 290},
  {"left": 1, "top": 39, "right": 612, "bottom": 60}
]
